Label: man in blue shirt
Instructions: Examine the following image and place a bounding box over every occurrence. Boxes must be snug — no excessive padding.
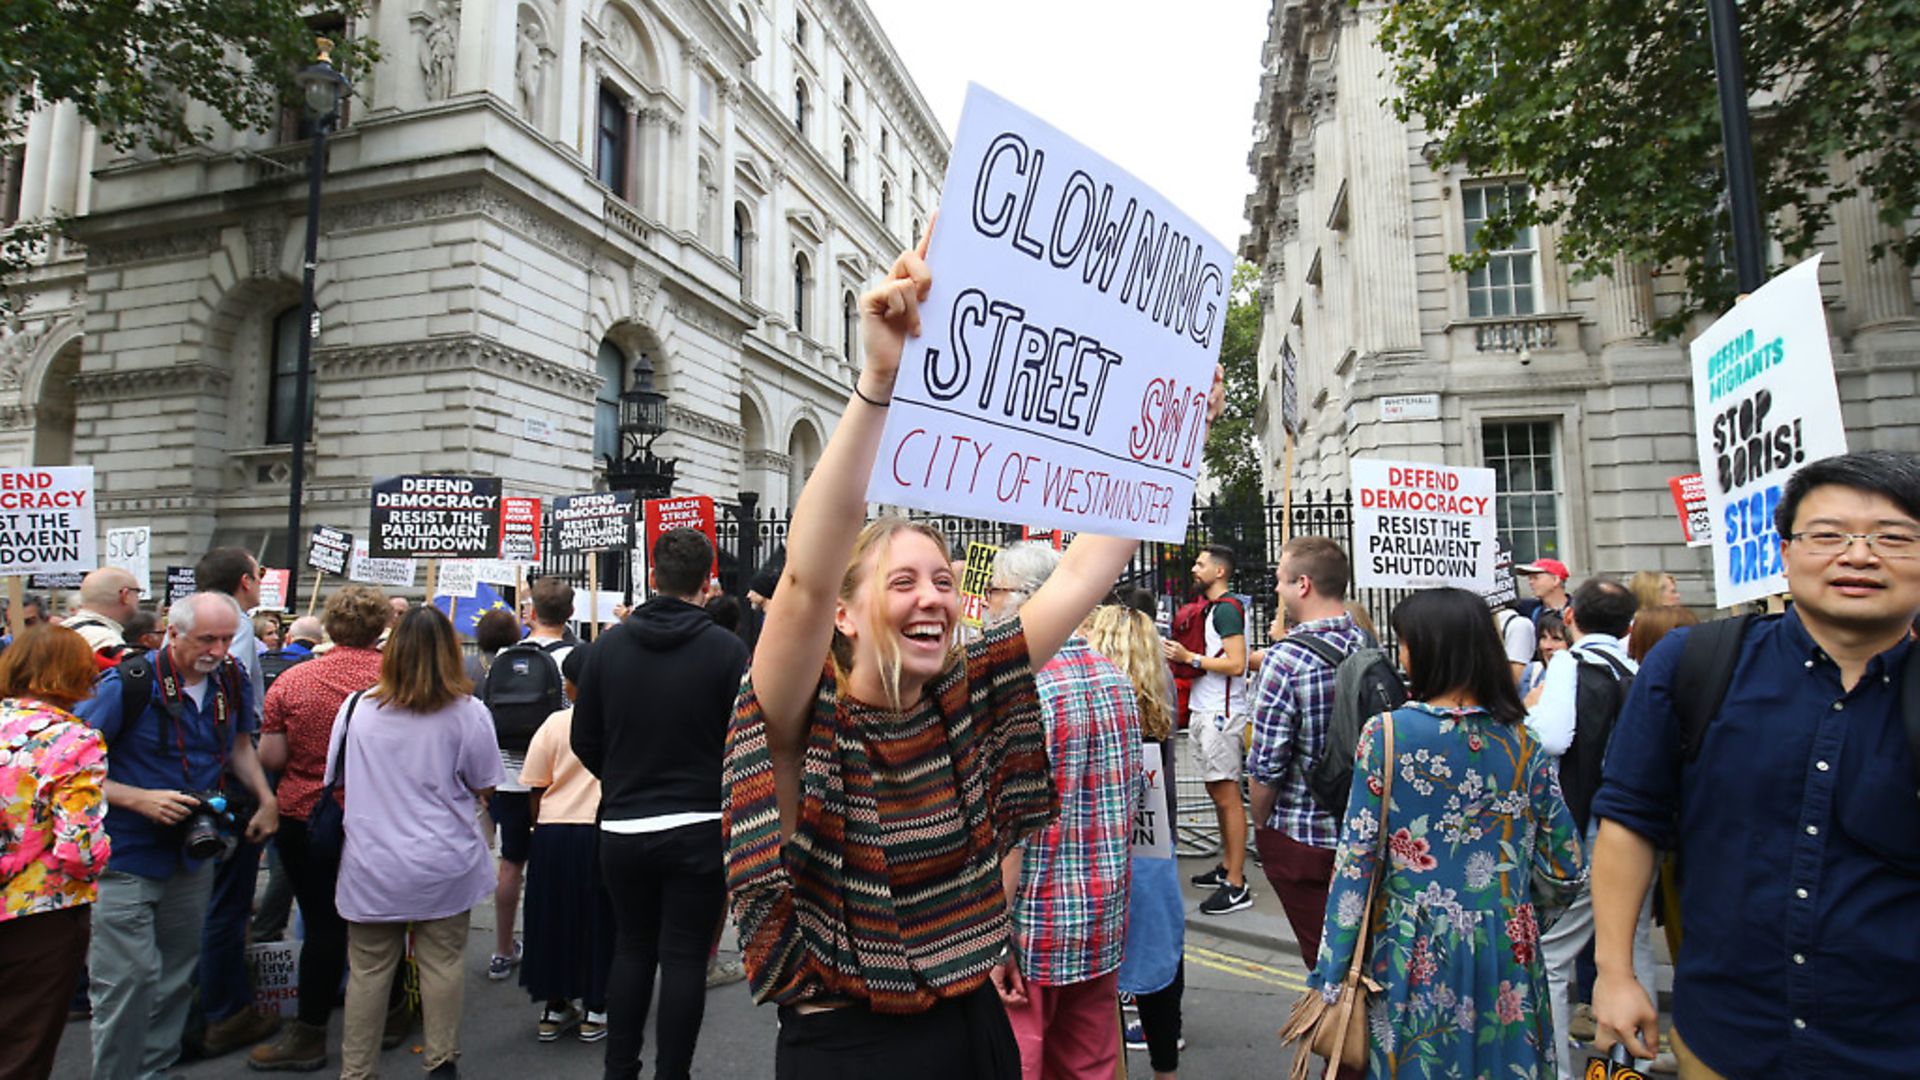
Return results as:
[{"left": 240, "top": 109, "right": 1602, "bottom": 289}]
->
[
  {"left": 1591, "top": 450, "right": 1920, "bottom": 1076},
  {"left": 77, "top": 592, "right": 278, "bottom": 1080}
]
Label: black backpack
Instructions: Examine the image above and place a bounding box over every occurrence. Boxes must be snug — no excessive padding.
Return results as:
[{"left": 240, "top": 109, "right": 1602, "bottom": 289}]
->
[
  {"left": 1284, "top": 632, "right": 1411, "bottom": 816},
  {"left": 1563, "top": 649, "right": 1633, "bottom": 833},
  {"left": 481, "top": 639, "right": 568, "bottom": 753},
  {"left": 257, "top": 647, "right": 312, "bottom": 695}
]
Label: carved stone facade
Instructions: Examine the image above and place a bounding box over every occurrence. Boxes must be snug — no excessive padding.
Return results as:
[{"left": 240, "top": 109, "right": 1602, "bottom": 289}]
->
[
  {"left": 2, "top": 0, "right": 947, "bottom": 589},
  {"left": 1242, "top": 0, "right": 1920, "bottom": 596}
]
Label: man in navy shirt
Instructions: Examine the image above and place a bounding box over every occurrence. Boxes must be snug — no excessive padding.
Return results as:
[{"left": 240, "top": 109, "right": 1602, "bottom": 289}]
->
[
  {"left": 77, "top": 592, "right": 278, "bottom": 1080},
  {"left": 1591, "top": 451, "right": 1920, "bottom": 1076}
]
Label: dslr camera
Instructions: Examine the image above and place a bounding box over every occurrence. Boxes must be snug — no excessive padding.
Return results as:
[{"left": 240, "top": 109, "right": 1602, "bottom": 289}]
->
[{"left": 179, "top": 791, "right": 238, "bottom": 860}]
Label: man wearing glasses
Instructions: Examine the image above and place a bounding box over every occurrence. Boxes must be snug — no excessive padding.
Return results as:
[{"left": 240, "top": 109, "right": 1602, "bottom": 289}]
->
[
  {"left": 1591, "top": 450, "right": 1920, "bottom": 1077},
  {"left": 66, "top": 567, "right": 145, "bottom": 665}
]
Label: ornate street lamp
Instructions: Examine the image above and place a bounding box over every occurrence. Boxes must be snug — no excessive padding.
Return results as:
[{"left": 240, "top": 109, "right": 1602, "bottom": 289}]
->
[
  {"left": 285, "top": 39, "right": 351, "bottom": 610},
  {"left": 604, "top": 352, "right": 676, "bottom": 499}
]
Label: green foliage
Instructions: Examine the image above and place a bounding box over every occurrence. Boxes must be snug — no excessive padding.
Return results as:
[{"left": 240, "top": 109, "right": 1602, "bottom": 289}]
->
[
  {"left": 1204, "top": 260, "right": 1265, "bottom": 503},
  {"left": 3, "top": 0, "right": 375, "bottom": 153},
  {"left": 1374, "top": 0, "right": 1920, "bottom": 335}
]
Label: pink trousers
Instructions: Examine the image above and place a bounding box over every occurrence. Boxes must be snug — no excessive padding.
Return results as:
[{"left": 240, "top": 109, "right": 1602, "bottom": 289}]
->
[{"left": 1003, "top": 970, "right": 1121, "bottom": 1080}]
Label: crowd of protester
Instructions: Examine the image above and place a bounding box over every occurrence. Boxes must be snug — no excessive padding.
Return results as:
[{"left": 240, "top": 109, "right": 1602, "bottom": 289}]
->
[{"left": 1, "top": 230, "right": 1916, "bottom": 1080}]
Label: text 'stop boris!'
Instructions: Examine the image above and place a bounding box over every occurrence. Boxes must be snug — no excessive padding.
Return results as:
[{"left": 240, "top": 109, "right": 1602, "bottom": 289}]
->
[
  {"left": 864, "top": 85, "right": 1229, "bottom": 543},
  {"left": 371, "top": 475, "right": 503, "bottom": 559}
]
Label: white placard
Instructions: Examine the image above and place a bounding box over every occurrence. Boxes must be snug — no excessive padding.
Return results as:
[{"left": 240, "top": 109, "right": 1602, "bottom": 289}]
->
[
  {"left": 1689, "top": 256, "right": 1848, "bottom": 608},
  {"left": 1130, "top": 742, "right": 1173, "bottom": 860},
  {"left": 246, "top": 940, "right": 298, "bottom": 1018},
  {"left": 1379, "top": 393, "right": 1440, "bottom": 423},
  {"left": 568, "top": 589, "right": 627, "bottom": 626},
  {"left": 434, "top": 560, "right": 480, "bottom": 599},
  {"left": 104, "top": 526, "right": 153, "bottom": 599},
  {"left": 472, "top": 559, "right": 532, "bottom": 586},
  {"left": 0, "top": 466, "right": 97, "bottom": 577},
  {"left": 1351, "top": 458, "right": 1497, "bottom": 591},
  {"left": 348, "top": 540, "right": 416, "bottom": 588},
  {"left": 864, "top": 85, "right": 1229, "bottom": 542}
]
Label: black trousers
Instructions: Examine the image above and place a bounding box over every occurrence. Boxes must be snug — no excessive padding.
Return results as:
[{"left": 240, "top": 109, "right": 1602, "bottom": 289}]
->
[
  {"left": 774, "top": 981, "right": 1020, "bottom": 1080},
  {"left": 276, "top": 815, "right": 350, "bottom": 1028},
  {"left": 0, "top": 904, "right": 89, "bottom": 1080},
  {"left": 1134, "top": 961, "right": 1184, "bottom": 1074},
  {"left": 599, "top": 821, "right": 726, "bottom": 1080}
]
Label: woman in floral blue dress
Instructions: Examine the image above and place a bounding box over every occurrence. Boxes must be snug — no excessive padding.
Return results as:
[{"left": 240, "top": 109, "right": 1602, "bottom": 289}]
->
[{"left": 1309, "top": 588, "right": 1585, "bottom": 1078}]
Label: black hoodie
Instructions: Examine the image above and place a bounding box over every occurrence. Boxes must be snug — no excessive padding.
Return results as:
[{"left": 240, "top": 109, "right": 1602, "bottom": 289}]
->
[{"left": 570, "top": 594, "right": 750, "bottom": 820}]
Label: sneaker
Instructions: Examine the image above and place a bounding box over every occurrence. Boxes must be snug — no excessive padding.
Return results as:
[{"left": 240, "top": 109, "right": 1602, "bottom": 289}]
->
[
  {"left": 1189, "top": 863, "right": 1228, "bottom": 889},
  {"left": 427, "top": 1063, "right": 458, "bottom": 1079},
  {"left": 1199, "top": 881, "right": 1253, "bottom": 915},
  {"left": 246, "top": 1019, "right": 327, "bottom": 1072},
  {"left": 1567, "top": 1002, "right": 1597, "bottom": 1042},
  {"left": 1121, "top": 1017, "right": 1185, "bottom": 1052},
  {"left": 202, "top": 1009, "right": 282, "bottom": 1059},
  {"left": 578, "top": 1011, "right": 608, "bottom": 1042},
  {"left": 706, "top": 956, "right": 746, "bottom": 988},
  {"left": 487, "top": 940, "right": 523, "bottom": 981},
  {"left": 537, "top": 1003, "right": 581, "bottom": 1042}
]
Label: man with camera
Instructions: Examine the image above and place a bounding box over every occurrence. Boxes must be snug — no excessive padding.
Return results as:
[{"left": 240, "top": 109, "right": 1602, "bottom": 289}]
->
[{"left": 75, "top": 592, "right": 279, "bottom": 1080}]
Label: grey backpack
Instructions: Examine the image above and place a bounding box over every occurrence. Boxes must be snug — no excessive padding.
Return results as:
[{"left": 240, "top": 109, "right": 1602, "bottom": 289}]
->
[{"left": 1284, "top": 634, "right": 1410, "bottom": 816}]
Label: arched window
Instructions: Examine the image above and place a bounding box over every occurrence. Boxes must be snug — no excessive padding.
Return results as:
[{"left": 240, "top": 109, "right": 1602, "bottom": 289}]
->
[
  {"left": 733, "top": 203, "right": 749, "bottom": 270},
  {"left": 793, "top": 253, "right": 811, "bottom": 333},
  {"left": 266, "top": 306, "right": 312, "bottom": 445},
  {"left": 793, "top": 80, "right": 809, "bottom": 136},
  {"left": 842, "top": 136, "right": 855, "bottom": 185},
  {"left": 879, "top": 180, "right": 891, "bottom": 227},
  {"left": 842, "top": 290, "right": 857, "bottom": 360},
  {"left": 596, "top": 85, "right": 628, "bottom": 197},
  {"left": 593, "top": 340, "right": 626, "bottom": 465}
]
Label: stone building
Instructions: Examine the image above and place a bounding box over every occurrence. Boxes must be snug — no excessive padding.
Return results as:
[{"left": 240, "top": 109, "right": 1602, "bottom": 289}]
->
[
  {"left": 1241, "top": 0, "right": 1919, "bottom": 596},
  {"left": 0, "top": 0, "right": 944, "bottom": 580}
]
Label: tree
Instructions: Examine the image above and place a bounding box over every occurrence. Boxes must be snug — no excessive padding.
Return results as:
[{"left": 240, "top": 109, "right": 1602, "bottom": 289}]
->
[
  {"left": 2, "top": 1, "right": 374, "bottom": 301},
  {"left": 1203, "top": 260, "right": 1265, "bottom": 503},
  {"left": 1375, "top": 0, "right": 1920, "bottom": 335}
]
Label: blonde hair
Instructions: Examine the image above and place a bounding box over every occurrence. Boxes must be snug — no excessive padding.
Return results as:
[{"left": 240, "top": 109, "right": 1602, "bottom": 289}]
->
[
  {"left": 372, "top": 606, "right": 472, "bottom": 713},
  {"left": 1628, "top": 570, "right": 1672, "bottom": 611},
  {"left": 1084, "top": 604, "right": 1173, "bottom": 740},
  {"left": 830, "top": 517, "right": 959, "bottom": 710}
]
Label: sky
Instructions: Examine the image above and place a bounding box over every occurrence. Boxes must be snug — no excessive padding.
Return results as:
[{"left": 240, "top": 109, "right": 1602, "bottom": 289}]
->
[{"left": 861, "top": 0, "right": 1271, "bottom": 259}]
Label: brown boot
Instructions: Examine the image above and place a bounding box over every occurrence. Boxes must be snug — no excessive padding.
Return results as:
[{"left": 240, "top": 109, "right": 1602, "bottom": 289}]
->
[
  {"left": 246, "top": 1019, "right": 327, "bottom": 1072},
  {"left": 202, "top": 1008, "right": 282, "bottom": 1058}
]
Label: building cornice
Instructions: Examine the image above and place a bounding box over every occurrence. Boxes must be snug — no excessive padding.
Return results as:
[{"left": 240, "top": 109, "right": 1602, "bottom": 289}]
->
[
  {"left": 74, "top": 363, "right": 231, "bottom": 402},
  {"left": 668, "top": 403, "right": 745, "bottom": 443},
  {"left": 314, "top": 338, "right": 602, "bottom": 396}
]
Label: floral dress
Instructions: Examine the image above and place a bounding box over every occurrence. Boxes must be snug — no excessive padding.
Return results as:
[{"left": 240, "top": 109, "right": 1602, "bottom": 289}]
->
[
  {"left": 1309, "top": 703, "right": 1585, "bottom": 1079},
  {"left": 0, "top": 696, "right": 110, "bottom": 920}
]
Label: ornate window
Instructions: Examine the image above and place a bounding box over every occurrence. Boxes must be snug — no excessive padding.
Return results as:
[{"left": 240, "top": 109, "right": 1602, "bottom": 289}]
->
[
  {"left": 795, "top": 11, "right": 808, "bottom": 48},
  {"left": 842, "top": 136, "right": 856, "bottom": 185},
  {"left": 842, "top": 290, "right": 857, "bottom": 360},
  {"left": 733, "top": 203, "right": 750, "bottom": 270},
  {"left": 794, "top": 79, "right": 809, "bottom": 136},
  {"left": 1484, "top": 420, "right": 1562, "bottom": 564},
  {"left": 596, "top": 85, "right": 628, "bottom": 196},
  {"left": 265, "top": 307, "right": 311, "bottom": 445},
  {"left": 793, "top": 252, "right": 812, "bottom": 332},
  {"left": 1462, "top": 182, "right": 1537, "bottom": 318},
  {"left": 593, "top": 340, "right": 626, "bottom": 465}
]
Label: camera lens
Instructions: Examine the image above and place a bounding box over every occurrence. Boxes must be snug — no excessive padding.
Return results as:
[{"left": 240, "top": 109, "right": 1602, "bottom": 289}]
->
[{"left": 182, "top": 812, "right": 225, "bottom": 860}]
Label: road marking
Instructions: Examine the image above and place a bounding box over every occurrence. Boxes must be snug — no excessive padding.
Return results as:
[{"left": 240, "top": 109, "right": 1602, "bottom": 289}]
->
[{"left": 1183, "top": 943, "right": 1310, "bottom": 990}]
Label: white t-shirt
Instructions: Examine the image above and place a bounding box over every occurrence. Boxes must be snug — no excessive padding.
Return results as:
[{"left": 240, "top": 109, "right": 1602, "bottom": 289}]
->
[
  {"left": 1188, "top": 599, "right": 1247, "bottom": 719},
  {"left": 1498, "top": 609, "right": 1535, "bottom": 668}
]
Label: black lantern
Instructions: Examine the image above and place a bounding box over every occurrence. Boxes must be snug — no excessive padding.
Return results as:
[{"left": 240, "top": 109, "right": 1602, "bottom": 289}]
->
[{"left": 606, "top": 353, "right": 676, "bottom": 498}]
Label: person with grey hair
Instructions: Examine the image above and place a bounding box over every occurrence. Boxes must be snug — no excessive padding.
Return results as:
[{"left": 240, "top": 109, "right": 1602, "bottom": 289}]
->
[
  {"left": 74, "top": 592, "right": 278, "bottom": 1080},
  {"left": 284, "top": 616, "right": 325, "bottom": 653},
  {"left": 984, "top": 542, "right": 1143, "bottom": 1078}
]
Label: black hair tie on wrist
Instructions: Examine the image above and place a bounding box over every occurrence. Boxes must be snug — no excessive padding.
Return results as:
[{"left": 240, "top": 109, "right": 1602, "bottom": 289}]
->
[{"left": 852, "top": 380, "right": 891, "bottom": 408}]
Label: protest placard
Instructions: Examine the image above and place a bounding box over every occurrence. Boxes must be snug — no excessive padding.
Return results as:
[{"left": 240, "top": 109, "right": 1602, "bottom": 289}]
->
[
  {"left": 1351, "top": 458, "right": 1497, "bottom": 591},
  {"left": 552, "top": 491, "right": 635, "bottom": 554},
  {"left": 1479, "top": 539, "right": 1518, "bottom": 608},
  {"left": 307, "top": 525, "right": 352, "bottom": 576},
  {"left": 863, "top": 85, "right": 1229, "bottom": 543},
  {"left": 642, "top": 496, "right": 718, "bottom": 574},
  {"left": 370, "top": 475, "right": 502, "bottom": 559},
  {"left": 434, "top": 560, "right": 480, "bottom": 599},
  {"left": 27, "top": 571, "right": 84, "bottom": 591},
  {"left": 165, "top": 566, "right": 197, "bottom": 607},
  {"left": 959, "top": 541, "right": 999, "bottom": 629},
  {"left": 568, "top": 589, "right": 627, "bottom": 626},
  {"left": 471, "top": 559, "right": 529, "bottom": 586},
  {"left": 1130, "top": 743, "right": 1174, "bottom": 860},
  {"left": 246, "top": 940, "right": 299, "bottom": 1018},
  {"left": 104, "top": 526, "right": 153, "bottom": 599},
  {"left": 1667, "top": 474, "right": 1712, "bottom": 548},
  {"left": 499, "top": 497, "right": 542, "bottom": 563},
  {"left": 256, "top": 569, "right": 290, "bottom": 612},
  {"left": 348, "top": 540, "right": 416, "bottom": 588},
  {"left": 0, "top": 466, "right": 96, "bottom": 576},
  {"left": 1689, "top": 256, "right": 1848, "bottom": 607}
]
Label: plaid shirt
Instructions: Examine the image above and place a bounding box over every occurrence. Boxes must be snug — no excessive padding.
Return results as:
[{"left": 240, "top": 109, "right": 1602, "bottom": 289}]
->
[
  {"left": 1013, "top": 637, "right": 1143, "bottom": 986},
  {"left": 1245, "top": 614, "right": 1370, "bottom": 848}
]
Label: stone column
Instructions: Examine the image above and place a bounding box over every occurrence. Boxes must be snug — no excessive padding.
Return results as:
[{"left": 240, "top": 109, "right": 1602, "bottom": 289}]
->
[
  {"left": 43, "top": 103, "right": 79, "bottom": 216},
  {"left": 1597, "top": 256, "right": 1656, "bottom": 346},
  {"left": 624, "top": 103, "right": 641, "bottom": 205},
  {"left": 1338, "top": 8, "right": 1421, "bottom": 356},
  {"left": 717, "top": 78, "right": 739, "bottom": 262},
  {"left": 681, "top": 46, "right": 704, "bottom": 236},
  {"left": 17, "top": 106, "right": 52, "bottom": 220},
  {"left": 1836, "top": 156, "right": 1916, "bottom": 334},
  {"left": 454, "top": 0, "right": 485, "bottom": 96},
  {"left": 768, "top": 162, "right": 789, "bottom": 322}
]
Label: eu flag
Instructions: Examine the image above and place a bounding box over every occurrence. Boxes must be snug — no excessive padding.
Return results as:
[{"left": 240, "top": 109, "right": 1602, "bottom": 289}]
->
[{"left": 434, "top": 581, "right": 510, "bottom": 638}]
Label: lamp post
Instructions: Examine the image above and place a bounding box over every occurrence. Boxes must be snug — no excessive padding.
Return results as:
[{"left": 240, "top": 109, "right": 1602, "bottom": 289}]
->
[
  {"left": 1705, "top": 0, "right": 1765, "bottom": 294},
  {"left": 604, "top": 353, "right": 676, "bottom": 500},
  {"left": 285, "top": 38, "right": 351, "bottom": 612}
]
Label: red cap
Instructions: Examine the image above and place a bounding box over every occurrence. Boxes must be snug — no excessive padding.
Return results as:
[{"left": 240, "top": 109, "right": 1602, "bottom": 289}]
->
[{"left": 1515, "top": 558, "right": 1569, "bottom": 582}]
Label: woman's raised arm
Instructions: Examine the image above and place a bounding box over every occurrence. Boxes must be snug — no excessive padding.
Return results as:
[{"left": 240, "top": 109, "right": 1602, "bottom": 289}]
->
[{"left": 750, "top": 222, "right": 934, "bottom": 756}]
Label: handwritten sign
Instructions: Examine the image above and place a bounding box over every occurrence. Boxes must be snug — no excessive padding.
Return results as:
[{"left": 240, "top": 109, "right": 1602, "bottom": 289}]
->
[
  {"left": 307, "top": 525, "right": 352, "bottom": 576},
  {"left": 370, "top": 475, "right": 502, "bottom": 559},
  {"left": 642, "top": 496, "right": 718, "bottom": 575},
  {"left": 499, "top": 497, "right": 542, "bottom": 563},
  {"left": 1130, "top": 743, "right": 1174, "bottom": 859},
  {"left": 0, "top": 467, "right": 96, "bottom": 576},
  {"left": 1689, "top": 256, "right": 1847, "bottom": 607},
  {"left": 1351, "top": 458, "right": 1497, "bottom": 591},
  {"left": 552, "top": 491, "right": 635, "bottom": 554},
  {"left": 959, "top": 541, "right": 999, "bottom": 629},
  {"left": 348, "top": 540, "right": 416, "bottom": 588},
  {"left": 864, "top": 85, "right": 1228, "bottom": 542},
  {"left": 434, "top": 560, "right": 480, "bottom": 599},
  {"left": 104, "top": 526, "right": 153, "bottom": 599},
  {"left": 1667, "top": 474, "right": 1712, "bottom": 549}
]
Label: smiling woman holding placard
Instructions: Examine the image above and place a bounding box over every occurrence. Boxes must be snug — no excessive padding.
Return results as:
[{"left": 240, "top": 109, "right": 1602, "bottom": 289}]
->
[{"left": 722, "top": 221, "right": 1220, "bottom": 1078}]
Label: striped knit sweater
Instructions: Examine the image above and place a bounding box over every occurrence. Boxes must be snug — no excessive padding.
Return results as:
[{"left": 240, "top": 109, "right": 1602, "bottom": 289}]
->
[{"left": 723, "top": 617, "right": 1058, "bottom": 1014}]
